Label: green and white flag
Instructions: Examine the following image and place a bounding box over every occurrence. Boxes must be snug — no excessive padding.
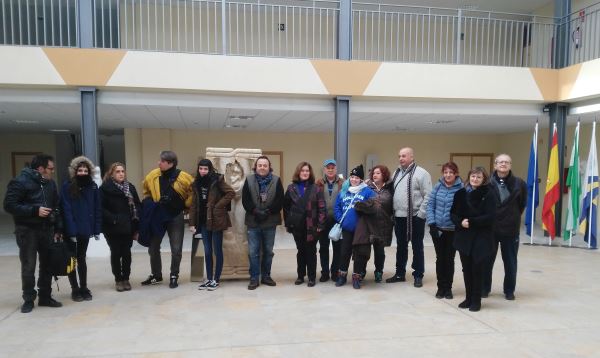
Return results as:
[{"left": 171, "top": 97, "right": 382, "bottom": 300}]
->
[{"left": 564, "top": 121, "right": 581, "bottom": 243}]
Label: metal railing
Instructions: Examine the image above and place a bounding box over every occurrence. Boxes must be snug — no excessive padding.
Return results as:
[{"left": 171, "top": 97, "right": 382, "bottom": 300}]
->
[
  {"left": 352, "top": 3, "right": 557, "bottom": 68},
  {"left": 92, "top": 0, "right": 338, "bottom": 59},
  {"left": 0, "top": 0, "right": 78, "bottom": 47},
  {"left": 2, "top": 0, "right": 600, "bottom": 68},
  {"left": 561, "top": 3, "right": 600, "bottom": 66}
]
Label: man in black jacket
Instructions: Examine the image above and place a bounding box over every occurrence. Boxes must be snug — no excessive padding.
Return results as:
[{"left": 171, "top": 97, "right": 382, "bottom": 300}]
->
[
  {"left": 3, "top": 154, "right": 63, "bottom": 313},
  {"left": 483, "top": 154, "right": 527, "bottom": 301}
]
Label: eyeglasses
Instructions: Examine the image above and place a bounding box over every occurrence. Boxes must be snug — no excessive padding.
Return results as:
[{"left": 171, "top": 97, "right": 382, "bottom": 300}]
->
[{"left": 496, "top": 161, "right": 511, "bottom": 165}]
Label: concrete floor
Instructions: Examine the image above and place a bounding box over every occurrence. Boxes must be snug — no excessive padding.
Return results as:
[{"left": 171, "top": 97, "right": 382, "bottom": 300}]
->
[{"left": 0, "top": 215, "right": 599, "bottom": 357}]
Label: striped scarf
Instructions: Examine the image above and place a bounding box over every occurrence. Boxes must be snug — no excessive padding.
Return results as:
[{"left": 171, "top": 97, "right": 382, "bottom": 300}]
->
[{"left": 113, "top": 180, "right": 139, "bottom": 221}]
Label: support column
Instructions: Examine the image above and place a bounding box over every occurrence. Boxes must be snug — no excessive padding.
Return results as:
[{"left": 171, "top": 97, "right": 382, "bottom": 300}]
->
[
  {"left": 337, "top": 0, "right": 352, "bottom": 60},
  {"left": 554, "top": 0, "right": 571, "bottom": 68},
  {"left": 335, "top": 97, "right": 350, "bottom": 177},
  {"left": 80, "top": 87, "right": 99, "bottom": 165},
  {"left": 548, "top": 103, "right": 569, "bottom": 236},
  {"left": 77, "top": 0, "right": 94, "bottom": 48}
]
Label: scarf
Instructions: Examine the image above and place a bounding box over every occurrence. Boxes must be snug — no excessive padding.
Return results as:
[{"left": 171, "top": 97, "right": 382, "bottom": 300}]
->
[
  {"left": 114, "top": 180, "right": 139, "bottom": 221},
  {"left": 256, "top": 173, "right": 273, "bottom": 194},
  {"left": 348, "top": 182, "right": 368, "bottom": 194},
  {"left": 394, "top": 163, "right": 417, "bottom": 240}
]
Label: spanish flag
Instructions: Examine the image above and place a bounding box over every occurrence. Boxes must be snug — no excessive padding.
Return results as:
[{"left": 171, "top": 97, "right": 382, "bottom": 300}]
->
[{"left": 542, "top": 123, "right": 560, "bottom": 239}]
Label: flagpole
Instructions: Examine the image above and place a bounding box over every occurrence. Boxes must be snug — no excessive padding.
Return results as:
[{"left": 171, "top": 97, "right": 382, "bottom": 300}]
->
[
  {"left": 550, "top": 123, "right": 557, "bottom": 247},
  {"left": 588, "top": 121, "right": 596, "bottom": 249},
  {"left": 531, "top": 121, "right": 538, "bottom": 245}
]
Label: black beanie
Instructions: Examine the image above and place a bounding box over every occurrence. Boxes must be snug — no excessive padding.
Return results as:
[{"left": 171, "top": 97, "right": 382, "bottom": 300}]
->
[{"left": 350, "top": 164, "right": 364, "bottom": 180}]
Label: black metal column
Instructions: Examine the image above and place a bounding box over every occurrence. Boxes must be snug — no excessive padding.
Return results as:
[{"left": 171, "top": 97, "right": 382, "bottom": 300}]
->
[
  {"left": 77, "top": 0, "right": 94, "bottom": 48},
  {"left": 80, "top": 87, "right": 99, "bottom": 164},
  {"left": 554, "top": 0, "right": 571, "bottom": 68},
  {"left": 335, "top": 97, "right": 350, "bottom": 177}
]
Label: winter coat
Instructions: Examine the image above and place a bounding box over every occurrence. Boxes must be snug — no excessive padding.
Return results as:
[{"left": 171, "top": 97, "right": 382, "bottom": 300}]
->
[
  {"left": 100, "top": 180, "right": 141, "bottom": 237},
  {"left": 61, "top": 179, "right": 102, "bottom": 238},
  {"left": 3, "top": 167, "right": 63, "bottom": 232},
  {"left": 334, "top": 185, "right": 376, "bottom": 232},
  {"left": 283, "top": 182, "right": 327, "bottom": 242},
  {"left": 451, "top": 185, "right": 497, "bottom": 263},
  {"left": 242, "top": 174, "right": 284, "bottom": 229},
  {"left": 189, "top": 174, "right": 235, "bottom": 232},
  {"left": 426, "top": 177, "right": 464, "bottom": 230},
  {"left": 490, "top": 171, "right": 527, "bottom": 237},
  {"left": 392, "top": 164, "right": 433, "bottom": 219},
  {"left": 353, "top": 181, "right": 394, "bottom": 246},
  {"left": 142, "top": 167, "right": 194, "bottom": 210}
]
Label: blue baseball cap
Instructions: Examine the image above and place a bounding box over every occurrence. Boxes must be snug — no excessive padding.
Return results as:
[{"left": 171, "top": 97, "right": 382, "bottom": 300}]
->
[{"left": 323, "top": 159, "right": 337, "bottom": 167}]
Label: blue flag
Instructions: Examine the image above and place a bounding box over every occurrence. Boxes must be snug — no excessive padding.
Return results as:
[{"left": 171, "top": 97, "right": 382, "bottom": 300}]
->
[
  {"left": 525, "top": 126, "right": 539, "bottom": 236},
  {"left": 579, "top": 122, "right": 598, "bottom": 249}
]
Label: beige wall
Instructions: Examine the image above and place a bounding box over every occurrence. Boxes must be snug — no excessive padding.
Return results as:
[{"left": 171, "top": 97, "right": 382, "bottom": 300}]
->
[
  {"left": 0, "top": 134, "right": 57, "bottom": 214},
  {"left": 125, "top": 128, "right": 510, "bottom": 189}
]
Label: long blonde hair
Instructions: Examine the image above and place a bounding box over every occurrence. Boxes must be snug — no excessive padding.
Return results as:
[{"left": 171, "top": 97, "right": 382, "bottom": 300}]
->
[{"left": 103, "top": 162, "right": 126, "bottom": 182}]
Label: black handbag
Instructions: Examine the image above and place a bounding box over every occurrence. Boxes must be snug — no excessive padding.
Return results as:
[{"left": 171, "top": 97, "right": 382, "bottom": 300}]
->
[{"left": 48, "top": 239, "right": 76, "bottom": 277}]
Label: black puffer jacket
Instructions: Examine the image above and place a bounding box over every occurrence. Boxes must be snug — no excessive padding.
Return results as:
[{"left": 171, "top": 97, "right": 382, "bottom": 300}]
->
[
  {"left": 451, "top": 185, "right": 496, "bottom": 263},
  {"left": 100, "top": 180, "right": 141, "bottom": 237},
  {"left": 3, "top": 167, "right": 63, "bottom": 231}
]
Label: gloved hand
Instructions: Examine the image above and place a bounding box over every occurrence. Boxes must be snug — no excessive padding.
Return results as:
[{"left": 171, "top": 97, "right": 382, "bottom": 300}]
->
[
  {"left": 94, "top": 235, "right": 100, "bottom": 241},
  {"left": 429, "top": 225, "right": 440, "bottom": 240},
  {"left": 70, "top": 237, "right": 77, "bottom": 243}
]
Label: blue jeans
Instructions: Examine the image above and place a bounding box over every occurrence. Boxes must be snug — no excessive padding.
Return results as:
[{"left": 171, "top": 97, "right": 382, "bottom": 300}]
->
[
  {"left": 199, "top": 225, "right": 224, "bottom": 282},
  {"left": 394, "top": 216, "right": 426, "bottom": 279},
  {"left": 247, "top": 227, "right": 276, "bottom": 280}
]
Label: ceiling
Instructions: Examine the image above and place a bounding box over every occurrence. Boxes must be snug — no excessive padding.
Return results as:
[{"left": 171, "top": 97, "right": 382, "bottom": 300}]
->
[{"left": 0, "top": 88, "right": 598, "bottom": 135}]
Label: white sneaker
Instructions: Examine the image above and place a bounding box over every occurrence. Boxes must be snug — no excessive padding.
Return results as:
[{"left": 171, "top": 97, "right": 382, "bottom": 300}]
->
[
  {"left": 198, "top": 280, "right": 211, "bottom": 290},
  {"left": 206, "top": 280, "right": 219, "bottom": 291}
]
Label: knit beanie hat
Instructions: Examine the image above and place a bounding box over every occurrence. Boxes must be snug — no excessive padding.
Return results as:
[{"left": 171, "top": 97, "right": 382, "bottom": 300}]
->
[{"left": 349, "top": 164, "right": 364, "bottom": 180}]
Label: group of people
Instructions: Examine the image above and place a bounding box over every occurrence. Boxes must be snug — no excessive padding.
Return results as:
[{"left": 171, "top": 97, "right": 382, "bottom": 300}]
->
[{"left": 3, "top": 148, "right": 526, "bottom": 314}]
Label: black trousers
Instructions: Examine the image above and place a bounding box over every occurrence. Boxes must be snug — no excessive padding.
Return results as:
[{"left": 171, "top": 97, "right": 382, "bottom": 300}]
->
[
  {"left": 106, "top": 234, "right": 134, "bottom": 282},
  {"left": 15, "top": 225, "right": 53, "bottom": 302},
  {"left": 432, "top": 231, "right": 456, "bottom": 291},
  {"left": 318, "top": 219, "right": 336, "bottom": 274},
  {"left": 293, "top": 229, "right": 318, "bottom": 280},
  {"left": 482, "top": 233, "right": 519, "bottom": 295},
  {"left": 67, "top": 235, "right": 90, "bottom": 290},
  {"left": 373, "top": 241, "right": 385, "bottom": 273},
  {"left": 459, "top": 252, "right": 484, "bottom": 306},
  {"left": 339, "top": 230, "right": 354, "bottom": 272}
]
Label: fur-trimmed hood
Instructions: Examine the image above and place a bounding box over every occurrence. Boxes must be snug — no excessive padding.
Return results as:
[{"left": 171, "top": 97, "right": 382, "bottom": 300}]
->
[{"left": 68, "top": 156, "right": 98, "bottom": 179}]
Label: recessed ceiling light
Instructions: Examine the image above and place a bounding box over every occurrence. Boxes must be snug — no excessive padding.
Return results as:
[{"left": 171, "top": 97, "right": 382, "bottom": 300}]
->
[
  {"left": 224, "top": 123, "right": 247, "bottom": 129},
  {"left": 49, "top": 129, "right": 70, "bottom": 132},
  {"left": 395, "top": 126, "right": 409, "bottom": 131},
  {"left": 11, "top": 120, "right": 40, "bottom": 124},
  {"left": 427, "top": 120, "right": 457, "bottom": 125}
]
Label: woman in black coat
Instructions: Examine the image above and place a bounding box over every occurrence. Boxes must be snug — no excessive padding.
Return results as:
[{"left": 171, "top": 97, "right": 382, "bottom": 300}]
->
[
  {"left": 450, "top": 167, "right": 496, "bottom": 312},
  {"left": 100, "top": 163, "right": 141, "bottom": 292}
]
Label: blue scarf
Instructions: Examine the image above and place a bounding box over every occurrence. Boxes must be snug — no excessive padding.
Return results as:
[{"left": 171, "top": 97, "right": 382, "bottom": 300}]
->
[{"left": 256, "top": 173, "right": 273, "bottom": 194}]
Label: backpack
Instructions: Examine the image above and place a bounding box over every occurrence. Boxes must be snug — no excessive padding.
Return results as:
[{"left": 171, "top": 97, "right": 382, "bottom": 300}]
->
[{"left": 48, "top": 239, "right": 77, "bottom": 277}]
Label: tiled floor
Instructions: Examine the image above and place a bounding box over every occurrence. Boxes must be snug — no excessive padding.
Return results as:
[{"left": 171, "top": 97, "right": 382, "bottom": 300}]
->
[{"left": 0, "top": 216, "right": 598, "bottom": 357}]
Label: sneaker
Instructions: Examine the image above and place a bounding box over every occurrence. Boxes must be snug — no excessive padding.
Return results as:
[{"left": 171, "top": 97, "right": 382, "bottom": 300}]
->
[
  {"left": 141, "top": 275, "right": 162, "bottom": 286},
  {"left": 116, "top": 281, "right": 125, "bottom": 292},
  {"left": 319, "top": 272, "right": 330, "bottom": 282},
  {"left": 21, "top": 301, "right": 34, "bottom": 313},
  {"left": 248, "top": 278, "right": 259, "bottom": 290},
  {"left": 206, "top": 280, "right": 219, "bottom": 291},
  {"left": 335, "top": 272, "right": 347, "bottom": 287},
  {"left": 261, "top": 276, "right": 277, "bottom": 286},
  {"left": 80, "top": 288, "right": 93, "bottom": 301},
  {"left": 385, "top": 275, "right": 406, "bottom": 283},
  {"left": 123, "top": 280, "right": 132, "bottom": 291},
  {"left": 38, "top": 297, "right": 62, "bottom": 308},
  {"left": 169, "top": 275, "right": 179, "bottom": 289},
  {"left": 71, "top": 289, "right": 84, "bottom": 302},
  {"left": 198, "top": 280, "right": 211, "bottom": 290},
  {"left": 374, "top": 272, "right": 383, "bottom": 283}
]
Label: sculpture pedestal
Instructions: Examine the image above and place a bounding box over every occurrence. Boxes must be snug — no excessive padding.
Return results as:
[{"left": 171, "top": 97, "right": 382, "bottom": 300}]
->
[{"left": 205, "top": 147, "right": 263, "bottom": 280}]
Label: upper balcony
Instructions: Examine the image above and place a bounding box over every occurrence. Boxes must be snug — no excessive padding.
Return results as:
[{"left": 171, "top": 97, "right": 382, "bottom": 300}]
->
[{"left": 1, "top": 0, "right": 599, "bottom": 68}]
